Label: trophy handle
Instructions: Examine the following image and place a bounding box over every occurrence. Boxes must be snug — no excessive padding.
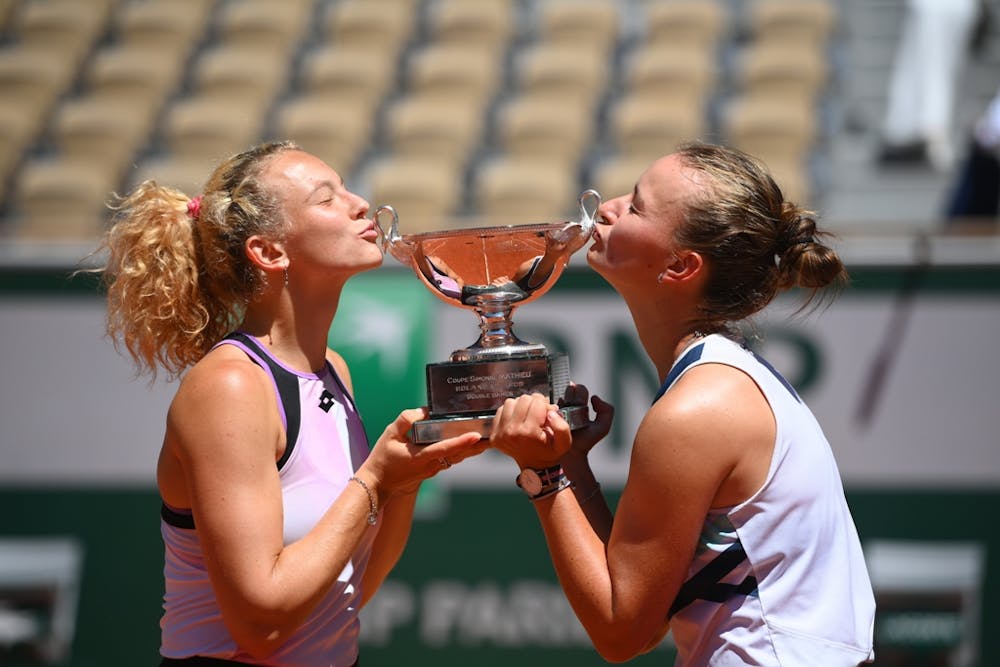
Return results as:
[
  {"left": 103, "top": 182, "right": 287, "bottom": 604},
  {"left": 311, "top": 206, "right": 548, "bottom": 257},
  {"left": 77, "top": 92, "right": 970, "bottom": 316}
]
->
[
  {"left": 373, "top": 204, "right": 399, "bottom": 253},
  {"left": 550, "top": 188, "right": 601, "bottom": 252},
  {"left": 579, "top": 188, "right": 601, "bottom": 226}
]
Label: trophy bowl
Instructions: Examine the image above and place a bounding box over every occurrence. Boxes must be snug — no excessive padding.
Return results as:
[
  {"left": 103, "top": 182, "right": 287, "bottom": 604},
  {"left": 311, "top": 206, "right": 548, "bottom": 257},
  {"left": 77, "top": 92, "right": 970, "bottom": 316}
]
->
[{"left": 375, "top": 190, "right": 602, "bottom": 443}]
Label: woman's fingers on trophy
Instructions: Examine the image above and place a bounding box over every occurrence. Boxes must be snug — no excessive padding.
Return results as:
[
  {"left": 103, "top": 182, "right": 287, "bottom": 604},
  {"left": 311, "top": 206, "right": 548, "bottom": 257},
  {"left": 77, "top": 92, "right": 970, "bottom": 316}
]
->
[
  {"left": 383, "top": 407, "right": 429, "bottom": 445},
  {"left": 559, "top": 382, "right": 590, "bottom": 408},
  {"left": 490, "top": 393, "right": 565, "bottom": 466},
  {"left": 421, "top": 430, "right": 487, "bottom": 475},
  {"left": 569, "top": 394, "right": 615, "bottom": 455},
  {"left": 544, "top": 406, "right": 573, "bottom": 457},
  {"left": 590, "top": 394, "right": 614, "bottom": 431}
]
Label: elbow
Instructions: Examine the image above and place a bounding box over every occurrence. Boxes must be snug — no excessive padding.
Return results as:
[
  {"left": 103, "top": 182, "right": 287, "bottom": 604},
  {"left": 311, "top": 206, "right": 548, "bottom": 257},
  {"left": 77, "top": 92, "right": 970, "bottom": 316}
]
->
[
  {"left": 594, "top": 641, "right": 641, "bottom": 664},
  {"left": 221, "top": 601, "right": 304, "bottom": 660},
  {"left": 591, "top": 625, "right": 664, "bottom": 664},
  {"left": 227, "top": 621, "right": 293, "bottom": 661}
]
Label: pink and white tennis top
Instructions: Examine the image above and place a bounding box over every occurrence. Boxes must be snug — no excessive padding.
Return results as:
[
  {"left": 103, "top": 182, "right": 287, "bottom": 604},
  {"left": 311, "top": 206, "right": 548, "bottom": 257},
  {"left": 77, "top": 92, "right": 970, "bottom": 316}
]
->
[{"left": 160, "top": 332, "right": 375, "bottom": 667}]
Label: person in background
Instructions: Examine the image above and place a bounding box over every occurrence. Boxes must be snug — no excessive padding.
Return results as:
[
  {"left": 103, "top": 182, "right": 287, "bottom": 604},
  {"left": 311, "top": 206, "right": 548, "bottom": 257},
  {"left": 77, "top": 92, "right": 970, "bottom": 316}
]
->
[
  {"left": 877, "top": 0, "right": 981, "bottom": 170},
  {"left": 100, "top": 140, "right": 486, "bottom": 667},
  {"left": 946, "top": 83, "right": 1000, "bottom": 221},
  {"left": 489, "top": 142, "right": 876, "bottom": 666}
]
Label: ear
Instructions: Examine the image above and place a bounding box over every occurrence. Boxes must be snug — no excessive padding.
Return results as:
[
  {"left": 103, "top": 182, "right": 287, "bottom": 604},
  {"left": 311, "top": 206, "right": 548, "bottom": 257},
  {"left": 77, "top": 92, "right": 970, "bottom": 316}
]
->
[
  {"left": 660, "top": 251, "right": 703, "bottom": 283},
  {"left": 245, "top": 235, "right": 289, "bottom": 273}
]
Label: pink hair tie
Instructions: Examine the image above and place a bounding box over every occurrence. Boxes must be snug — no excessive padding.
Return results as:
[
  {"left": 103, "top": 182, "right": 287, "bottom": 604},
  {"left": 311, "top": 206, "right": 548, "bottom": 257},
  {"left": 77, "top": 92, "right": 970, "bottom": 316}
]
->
[{"left": 186, "top": 195, "right": 202, "bottom": 220}]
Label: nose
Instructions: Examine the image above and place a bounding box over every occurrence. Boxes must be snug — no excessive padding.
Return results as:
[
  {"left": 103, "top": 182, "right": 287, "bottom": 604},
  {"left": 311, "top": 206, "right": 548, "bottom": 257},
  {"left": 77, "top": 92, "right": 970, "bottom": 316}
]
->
[
  {"left": 350, "top": 191, "right": 370, "bottom": 219},
  {"left": 596, "top": 197, "right": 621, "bottom": 225}
]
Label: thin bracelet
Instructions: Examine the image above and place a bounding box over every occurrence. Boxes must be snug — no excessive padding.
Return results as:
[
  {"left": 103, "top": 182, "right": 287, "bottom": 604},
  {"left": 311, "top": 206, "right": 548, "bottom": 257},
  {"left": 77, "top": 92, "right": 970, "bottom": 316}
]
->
[
  {"left": 349, "top": 476, "right": 378, "bottom": 525},
  {"left": 579, "top": 483, "right": 602, "bottom": 505}
]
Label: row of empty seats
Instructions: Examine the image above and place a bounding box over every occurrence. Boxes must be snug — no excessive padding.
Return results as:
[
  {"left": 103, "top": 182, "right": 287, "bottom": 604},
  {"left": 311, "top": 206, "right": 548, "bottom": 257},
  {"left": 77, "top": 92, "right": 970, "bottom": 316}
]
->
[{"left": 0, "top": 0, "right": 841, "bottom": 239}]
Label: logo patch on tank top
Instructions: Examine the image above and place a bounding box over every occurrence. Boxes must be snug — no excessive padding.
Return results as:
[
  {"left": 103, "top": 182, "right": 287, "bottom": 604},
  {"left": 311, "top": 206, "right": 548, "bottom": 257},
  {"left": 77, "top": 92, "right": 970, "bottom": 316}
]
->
[{"left": 318, "top": 389, "right": 335, "bottom": 412}]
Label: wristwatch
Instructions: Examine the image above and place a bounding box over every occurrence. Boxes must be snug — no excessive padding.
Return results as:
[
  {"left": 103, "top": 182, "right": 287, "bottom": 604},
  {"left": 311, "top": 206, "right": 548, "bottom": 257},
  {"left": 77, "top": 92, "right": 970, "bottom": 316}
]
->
[{"left": 516, "top": 464, "right": 567, "bottom": 499}]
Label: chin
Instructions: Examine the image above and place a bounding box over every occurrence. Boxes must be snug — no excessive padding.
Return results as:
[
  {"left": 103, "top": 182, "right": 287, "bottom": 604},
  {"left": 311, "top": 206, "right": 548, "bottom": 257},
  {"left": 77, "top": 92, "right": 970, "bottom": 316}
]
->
[{"left": 585, "top": 247, "right": 603, "bottom": 269}]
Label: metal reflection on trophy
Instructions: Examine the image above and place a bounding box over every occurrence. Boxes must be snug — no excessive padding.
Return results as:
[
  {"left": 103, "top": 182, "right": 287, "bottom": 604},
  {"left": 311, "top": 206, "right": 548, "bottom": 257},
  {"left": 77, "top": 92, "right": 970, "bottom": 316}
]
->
[{"left": 375, "top": 190, "right": 602, "bottom": 443}]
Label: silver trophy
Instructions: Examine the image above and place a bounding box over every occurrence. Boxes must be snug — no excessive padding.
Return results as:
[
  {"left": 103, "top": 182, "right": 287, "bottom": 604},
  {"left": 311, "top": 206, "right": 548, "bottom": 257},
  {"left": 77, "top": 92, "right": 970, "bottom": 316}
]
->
[{"left": 375, "top": 190, "right": 602, "bottom": 443}]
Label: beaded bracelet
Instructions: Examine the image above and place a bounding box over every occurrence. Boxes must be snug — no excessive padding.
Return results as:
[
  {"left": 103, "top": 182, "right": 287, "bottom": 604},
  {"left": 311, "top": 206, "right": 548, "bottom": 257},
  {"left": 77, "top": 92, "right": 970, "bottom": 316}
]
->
[{"left": 349, "top": 476, "right": 378, "bottom": 525}]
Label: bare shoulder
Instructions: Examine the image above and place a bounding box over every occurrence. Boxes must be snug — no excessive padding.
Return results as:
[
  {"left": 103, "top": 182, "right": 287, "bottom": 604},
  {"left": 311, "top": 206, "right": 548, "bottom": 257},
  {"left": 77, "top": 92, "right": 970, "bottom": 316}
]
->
[
  {"left": 637, "top": 364, "right": 767, "bottom": 469},
  {"left": 174, "top": 346, "right": 272, "bottom": 409},
  {"left": 167, "top": 346, "right": 280, "bottom": 463},
  {"left": 633, "top": 362, "right": 774, "bottom": 505}
]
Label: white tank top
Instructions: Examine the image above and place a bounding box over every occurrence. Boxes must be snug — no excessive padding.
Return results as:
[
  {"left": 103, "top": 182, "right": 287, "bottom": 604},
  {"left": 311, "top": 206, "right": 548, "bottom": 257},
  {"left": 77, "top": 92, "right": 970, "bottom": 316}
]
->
[
  {"left": 662, "top": 334, "right": 875, "bottom": 666},
  {"left": 160, "top": 332, "right": 375, "bottom": 667}
]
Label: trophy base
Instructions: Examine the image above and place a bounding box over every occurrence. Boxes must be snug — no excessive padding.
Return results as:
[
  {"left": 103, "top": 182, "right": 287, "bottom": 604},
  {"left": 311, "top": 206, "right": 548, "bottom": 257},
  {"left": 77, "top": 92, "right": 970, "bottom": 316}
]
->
[
  {"left": 425, "top": 353, "right": 570, "bottom": 417},
  {"left": 410, "top": 404, "right": 590, "bottom": 444}
]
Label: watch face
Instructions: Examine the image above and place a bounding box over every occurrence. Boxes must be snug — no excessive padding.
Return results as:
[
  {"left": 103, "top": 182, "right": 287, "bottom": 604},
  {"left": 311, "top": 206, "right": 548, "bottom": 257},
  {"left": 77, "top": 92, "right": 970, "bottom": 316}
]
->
[{"left": 518, "top": 469, "right": 543, "bottom": 496}]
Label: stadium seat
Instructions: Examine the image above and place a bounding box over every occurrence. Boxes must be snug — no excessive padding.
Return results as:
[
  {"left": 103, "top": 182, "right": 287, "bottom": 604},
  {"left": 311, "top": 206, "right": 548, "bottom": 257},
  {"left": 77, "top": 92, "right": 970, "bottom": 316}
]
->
[
  {"left": 746, "top": 0, "right": 837, "bottom": 48},
  {"left": 272, "top": 94, "right": 375, "bottom": 175},
  {"left": 84, "top": 45, "right": 186, "bottom": 116},
  {"left": 12, "top": 156, "right": 119, "bottom": 239},
  {"left": 513, "top": 42, "right": 610, "bottom": 111},
  {"left": 49, "top": 96, "right": 155, "bottom": 181},
  {"left": 189, "top": 43, "right": 291, "bottom": 107},
  {"left": 0, "top": 47, "right": 74, "bottom": 141},
  {"left": 384, "top": 94, "right": 485, "bottom": 165},
  {"left": 0, "top": 102, "right": 34, "bottom": 202},
  {"left": 126, "top": 154, "right": 212, "bottom": 198},
  {"left": 533, "top": 0, "right": 621, "bottom": 55},
  {"left": 736, "top": 41, "right": 829, "bottom": 106},
  {"left": 624, "top": 44, "right": 718, "bottom": 107},
  {"left": 589, "top": 155, "right": 656, "bottom": 200},
  {"left": 300, "top": 44, "right": 399, "bottom": 111},
  {"left": 405, "top": 43, "right": 504, "bottom": 110},
  {"left": 10, "top": 0, "right": 110, "bottom": 69},
  {"left": 425, "top": 0, "right": 515, "bottom": 55},
  {"left": 162, "top": 96, "right": 269, "bottom": 163},
  {"left": 473, "top": 156, "right": 578, "bottom": 224},
  {"left": 323, "top": 1, "right": 414, "bottom": 56},
  {"left": 722, "top": 95, "right": 817, "bottom": 167},
  {"left": 115, "top": 0, "right": 211, "bottom": 51},
  {"left": 643, "top": 0, "right": 728, "bottom": 53},
  {"left": 495, "top": 94, "right": 596, "bottom": 168},
  {"left": 214, "top": 0, "right": 311, "bottom": 53},
  {"left": 608, "top": 93, "right": 706, "bottom": 161},
  {"left": 365, "top": 156, "right": 464, "bottom": 232}
]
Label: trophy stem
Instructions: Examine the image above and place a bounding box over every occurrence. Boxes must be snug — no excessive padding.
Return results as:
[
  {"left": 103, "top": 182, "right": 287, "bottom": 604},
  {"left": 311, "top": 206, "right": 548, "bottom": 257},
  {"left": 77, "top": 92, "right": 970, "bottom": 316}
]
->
[{"left": 450, "top": 293, "right": 546, "bottom": 362}]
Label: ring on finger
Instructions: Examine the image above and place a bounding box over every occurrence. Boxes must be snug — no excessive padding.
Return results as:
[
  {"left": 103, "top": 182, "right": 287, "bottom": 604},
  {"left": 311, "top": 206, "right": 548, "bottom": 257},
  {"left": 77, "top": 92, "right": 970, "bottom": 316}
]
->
[{"left": 438, "top": 457, "right": 451, "bottom": 469}]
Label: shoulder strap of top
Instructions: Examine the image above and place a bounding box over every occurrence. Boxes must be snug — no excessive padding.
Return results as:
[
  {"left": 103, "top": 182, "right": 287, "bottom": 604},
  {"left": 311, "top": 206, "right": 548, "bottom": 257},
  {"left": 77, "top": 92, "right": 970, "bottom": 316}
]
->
[
  {"left": 221, "top": 332, "right": 301, "bottom": 468},
  {"left": 653, "top": 341, "right": 705, "bottom": 404}
]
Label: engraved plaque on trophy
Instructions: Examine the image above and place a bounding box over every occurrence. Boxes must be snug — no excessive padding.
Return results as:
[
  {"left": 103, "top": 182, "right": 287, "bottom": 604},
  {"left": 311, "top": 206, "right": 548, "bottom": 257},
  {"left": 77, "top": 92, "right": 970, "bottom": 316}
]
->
[{"left": 374, "top": 190, "right": 602, "bottom": 443}]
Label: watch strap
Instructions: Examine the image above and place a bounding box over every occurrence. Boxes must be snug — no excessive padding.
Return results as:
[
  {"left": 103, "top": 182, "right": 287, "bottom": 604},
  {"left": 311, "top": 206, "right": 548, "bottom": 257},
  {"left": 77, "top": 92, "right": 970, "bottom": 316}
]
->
[
  {"left": 516, "top": 464, "right": 571, "bottom": 500},
  {"left": 530, "top": 474, "right": 573, "bottom": 501}
]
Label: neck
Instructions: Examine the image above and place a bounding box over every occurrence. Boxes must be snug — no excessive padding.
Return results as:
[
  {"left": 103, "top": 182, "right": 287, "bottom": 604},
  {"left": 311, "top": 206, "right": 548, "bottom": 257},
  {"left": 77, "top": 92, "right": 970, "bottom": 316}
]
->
[
  {"left": 240, "top": 280, "right": 343, "bottom": 373},
  {"left": 622, "top": 292, "right": 706, "bottom": 382}
]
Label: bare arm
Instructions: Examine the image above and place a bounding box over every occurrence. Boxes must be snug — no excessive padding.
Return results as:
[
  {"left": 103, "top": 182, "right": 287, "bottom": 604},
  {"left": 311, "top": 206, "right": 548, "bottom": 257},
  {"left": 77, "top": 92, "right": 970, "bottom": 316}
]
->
[
  {"left": 491, "top": 366, "right": 773, "bottom": 661},
  {"left": 360, "top": 488, "right": 418, "bottom": 607},
  {"left": 560, "top": 386, "right": 616, "bottom": 540},
  {"left": 164, "top": 351, "right": 485, "bottom": 658}
]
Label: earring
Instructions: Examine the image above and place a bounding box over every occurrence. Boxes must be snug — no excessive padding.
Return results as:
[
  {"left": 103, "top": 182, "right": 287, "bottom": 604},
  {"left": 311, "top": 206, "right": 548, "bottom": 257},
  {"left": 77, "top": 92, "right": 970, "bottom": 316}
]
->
[
  {"left": 283, "top": 266, "right": 289, "bottom": 287},
  {"left": 657, "top": 271, "right": 666, "bottom": 284}
]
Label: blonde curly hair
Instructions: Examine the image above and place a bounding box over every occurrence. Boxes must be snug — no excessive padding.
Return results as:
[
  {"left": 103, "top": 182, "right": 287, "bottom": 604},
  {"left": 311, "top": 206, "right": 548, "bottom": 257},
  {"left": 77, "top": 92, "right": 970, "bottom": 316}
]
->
[{"left": 102, "top": 140, "right": 299, "bottom": 379}]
